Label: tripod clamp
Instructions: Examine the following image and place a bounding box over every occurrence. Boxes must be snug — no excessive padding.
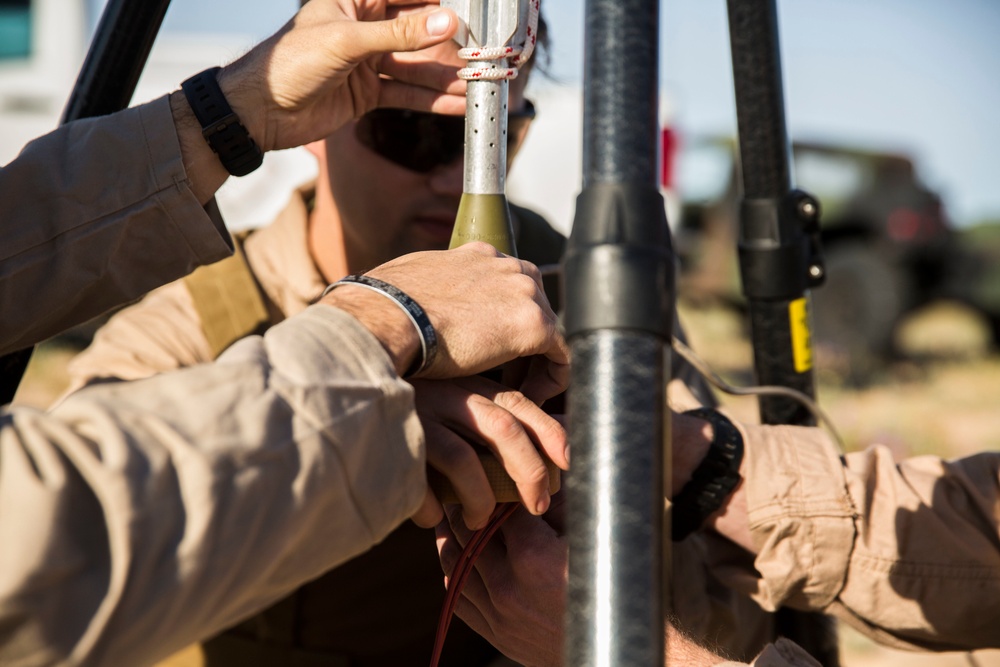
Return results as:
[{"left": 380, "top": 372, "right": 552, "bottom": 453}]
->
[{"left": 738, "top": 188, "right": 826, "bottom": 302}]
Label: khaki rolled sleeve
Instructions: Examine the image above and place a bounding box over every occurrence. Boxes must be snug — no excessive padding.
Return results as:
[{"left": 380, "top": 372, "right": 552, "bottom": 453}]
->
[
  {"left": 0, "top": 95, "right": 232, "bottom": 354},
  {"left": 831, "top": 449, "right": 1000, "bottom": 650},
  {"left": 736, "top": 423, "right": 857, "bottom": 611},
  {"left": 725, "top": 421, "right": 1000, "bottom": 651}
]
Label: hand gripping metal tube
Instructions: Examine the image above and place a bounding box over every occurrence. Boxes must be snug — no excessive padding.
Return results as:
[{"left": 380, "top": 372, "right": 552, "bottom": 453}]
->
[{"left": 443, "top": 0, "right": 534, "bottom": 256}]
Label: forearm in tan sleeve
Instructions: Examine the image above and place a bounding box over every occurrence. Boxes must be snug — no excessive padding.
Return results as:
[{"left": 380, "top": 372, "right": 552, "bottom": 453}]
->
[
  {"left": 714, "top": 423, "right": 856, "bottom": 614},
  {"left": 0, "top": 95, "right": 233, "bottom": 355},
  {"left": 728, "top": 423, "right": 1000, "bottom": 651},
  {"left": 0, "top": 305, "right": 425, "bottom": 667},
  {"left": 830, "top": 448, "right": 1000, "bottom": 650}
]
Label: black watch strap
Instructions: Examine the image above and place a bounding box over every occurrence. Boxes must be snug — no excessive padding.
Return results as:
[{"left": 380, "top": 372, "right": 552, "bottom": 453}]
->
[
  {"left": 671, "top": 407, "right": 745, "bottom": 541},
  {"left": 181, "top": 67, "right": 264, "bottom": 177}
]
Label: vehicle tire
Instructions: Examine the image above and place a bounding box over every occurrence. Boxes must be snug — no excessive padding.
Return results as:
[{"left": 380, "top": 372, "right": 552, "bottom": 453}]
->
[{"left": 811, "top": 242, "right": 910, "bottom": 385}]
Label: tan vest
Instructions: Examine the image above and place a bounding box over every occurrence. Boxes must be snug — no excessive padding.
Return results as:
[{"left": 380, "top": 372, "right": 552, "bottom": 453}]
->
[
  {"left": 187, "top": 205, "right": 567, "bottom": 360},
  {"left": 182, "top": 231, "right": 271, "bottom": 359}
]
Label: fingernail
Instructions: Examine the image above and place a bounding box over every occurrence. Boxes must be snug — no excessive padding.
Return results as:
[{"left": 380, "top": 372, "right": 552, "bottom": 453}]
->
[
  {"left": 426, "top": 10, "right": 452, "bottom": 36},
  {"left": 535, "top": 493, "right": 550, "bottom": 515}
]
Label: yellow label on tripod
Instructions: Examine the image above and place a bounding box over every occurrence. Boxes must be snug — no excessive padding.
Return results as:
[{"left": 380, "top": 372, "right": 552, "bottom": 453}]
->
[{"left": 789, "top": 297, "right": 813, "bottom": 373}]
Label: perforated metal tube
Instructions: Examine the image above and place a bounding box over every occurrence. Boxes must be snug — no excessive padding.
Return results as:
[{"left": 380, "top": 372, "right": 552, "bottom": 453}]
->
[{"left": 463, "top": 77, "right": 509, "bottom": 195}]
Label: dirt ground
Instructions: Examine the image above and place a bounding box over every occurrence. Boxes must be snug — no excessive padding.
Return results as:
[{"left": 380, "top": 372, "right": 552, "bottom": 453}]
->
[{"left": 12, "top": 297, "right": 1000, "bottom": 666}]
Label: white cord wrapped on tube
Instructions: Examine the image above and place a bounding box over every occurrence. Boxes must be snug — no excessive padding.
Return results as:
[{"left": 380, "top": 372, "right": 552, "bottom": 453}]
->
[{"left": 457, "top": 0, "right": 540, "bottom": 80}]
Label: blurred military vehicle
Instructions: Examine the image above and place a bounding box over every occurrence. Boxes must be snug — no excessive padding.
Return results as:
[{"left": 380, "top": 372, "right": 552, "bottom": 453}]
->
[{"left": 673, "top": 137, "right": 1000, "bottom": 382}]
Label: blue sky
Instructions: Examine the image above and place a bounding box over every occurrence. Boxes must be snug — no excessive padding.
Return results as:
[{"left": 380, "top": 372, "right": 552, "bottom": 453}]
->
[{"left": 110, "top": 0, "right": 1000, "bottom": 227}]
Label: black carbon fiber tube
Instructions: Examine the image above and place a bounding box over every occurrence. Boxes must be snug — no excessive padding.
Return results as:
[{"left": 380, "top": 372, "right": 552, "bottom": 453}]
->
[
  {"left": 0, "top": 0, "right": 172, "bottom": 405},
  {"left": 62, "top": 0, "right": 171, "bottom": 123},
  {"left": 582, "top": 0, "right": 659, "bottom": 187},
  {"left": 727, "top": 1, "right": 840, "bottom": 663},
  {"left": 726, "top": 0, "right": 791, "bottom": 202},
  {"left": 727, "top": 0, "right": 818, "bottom": 426},
  {"left": 564, "top": 0, "right": 672, "bottom": 664},
  {"left": 564, "top": 333, "right": 666, "bottom": 666},
  {"left": 747, "top": 300, "right": 814, "bottom": 425}
]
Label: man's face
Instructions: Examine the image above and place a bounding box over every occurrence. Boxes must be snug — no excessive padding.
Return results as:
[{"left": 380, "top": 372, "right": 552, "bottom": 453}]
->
[{"left": 322, "top": 80, "right": 531, "bottom": 272}]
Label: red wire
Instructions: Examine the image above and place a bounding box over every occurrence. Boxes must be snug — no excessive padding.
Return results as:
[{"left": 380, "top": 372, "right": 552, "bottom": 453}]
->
[{"left": 430, "top": 502, "right": 519, "bottom": 667}]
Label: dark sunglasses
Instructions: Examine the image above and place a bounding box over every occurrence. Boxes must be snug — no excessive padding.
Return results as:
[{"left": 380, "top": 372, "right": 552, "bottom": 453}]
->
[{"left": 354, "top": 100, "right": 536, "bottom": 173}]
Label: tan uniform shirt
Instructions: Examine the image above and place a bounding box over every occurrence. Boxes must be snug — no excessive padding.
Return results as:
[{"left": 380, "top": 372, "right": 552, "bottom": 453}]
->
[
  {"left": 728, "top": 420, "right": 1000, "bottom": 655},
  {"left": 1, "top": 305, "right": 427, "bottom": 667},
  {"left": 0, "top": 99, "right": 431, "bottom": 666},
  {"left": 0, "top": 95, "right": 233, "bottom": 355},
  {"left": 65, "top": 190, "right": 319, "bottom": 389}
]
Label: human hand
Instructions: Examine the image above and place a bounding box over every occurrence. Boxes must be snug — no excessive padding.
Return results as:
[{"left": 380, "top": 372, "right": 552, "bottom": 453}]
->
[
  {"left": 435, "top": 499, "right": 568, "bottom": 667},
  {"left": 220, "top": 0, "right": 465, "bottom": 153},
  {"left": 408, "top": 376, "right": 567, "bottom": 530},
  {"left": 436, "top": 494, "right": 736, "bottom": 667},
  {"left": 323, "top": 243, "right": 570, "bottom": 402}
]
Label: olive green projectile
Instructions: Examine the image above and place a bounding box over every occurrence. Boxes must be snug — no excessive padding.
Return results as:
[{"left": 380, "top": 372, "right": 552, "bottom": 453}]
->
[{"left": 449, "top": 193, "right": 517, "bottom": 257}]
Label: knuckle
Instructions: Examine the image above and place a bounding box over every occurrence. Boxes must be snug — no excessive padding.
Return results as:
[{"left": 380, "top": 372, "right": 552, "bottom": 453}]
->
[
  {"left": 390, "top": 16, "right": 419, "bottom": 46},
  {"left": 495, "top": 388, "right": 534, "bottom": 415},
  {"left": 521, "top": 260, "right": 543, "bottom": 282},
  {"left": 463, "top": 241, "right": 498, "bottom": 256},
  {"left": 511, "top": 272, "right": 540, "bottom": 298},
  {"left": 485, "top": 407, "right": 524, "bottom": 442},
  {"left": 498, "top": 255, "right": 524, "bottom": 274},
  {"left": 538, "top": 416, "right": 567, "bottom": 448},
  {"left": 521, "top": 462, "right": 549, "bottom": 488}
]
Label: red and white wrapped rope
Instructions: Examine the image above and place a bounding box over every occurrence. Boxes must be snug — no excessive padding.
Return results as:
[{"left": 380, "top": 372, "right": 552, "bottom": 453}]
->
[{"left": 457, "top": 0, "right": 540, "bottom": 80}]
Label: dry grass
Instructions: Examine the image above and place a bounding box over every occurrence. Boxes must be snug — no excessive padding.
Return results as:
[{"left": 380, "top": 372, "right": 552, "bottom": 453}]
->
[{"left": 677, "top": 299, "right": 1000, "bottom": 459}]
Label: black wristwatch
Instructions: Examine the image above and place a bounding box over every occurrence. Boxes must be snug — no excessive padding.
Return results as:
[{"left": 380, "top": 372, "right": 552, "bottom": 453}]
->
[
  {"left": 181, "top": 67, "right": 264, "bottom": 177},
  {"left": 671, "top": 407, "right": 744, "bottom": 541}
]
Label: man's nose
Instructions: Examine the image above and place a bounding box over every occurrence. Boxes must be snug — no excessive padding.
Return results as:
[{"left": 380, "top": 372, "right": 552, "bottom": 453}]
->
[{"left": 428, "top": 157, "right": 465, "bottom": 196}]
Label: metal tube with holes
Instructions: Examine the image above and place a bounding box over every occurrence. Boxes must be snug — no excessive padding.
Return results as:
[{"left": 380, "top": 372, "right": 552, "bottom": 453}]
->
[{"left": 444, "top": 0, "right": 531, "bottom": 256}]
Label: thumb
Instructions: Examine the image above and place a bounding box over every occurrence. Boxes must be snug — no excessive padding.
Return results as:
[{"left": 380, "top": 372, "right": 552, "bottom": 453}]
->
[{"left": 344, "top": 9, "right": 458, "bottom": 63}]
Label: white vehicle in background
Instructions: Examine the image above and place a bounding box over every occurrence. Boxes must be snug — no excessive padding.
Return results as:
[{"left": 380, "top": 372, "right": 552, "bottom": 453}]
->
[{"left": 0, "top": 0, "right": 87, "bottom": 164}]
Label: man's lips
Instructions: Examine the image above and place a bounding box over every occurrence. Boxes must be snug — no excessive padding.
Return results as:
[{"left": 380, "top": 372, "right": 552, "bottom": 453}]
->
[{"left": 412, "top": 216, "right": 456, "bottom": 243}]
